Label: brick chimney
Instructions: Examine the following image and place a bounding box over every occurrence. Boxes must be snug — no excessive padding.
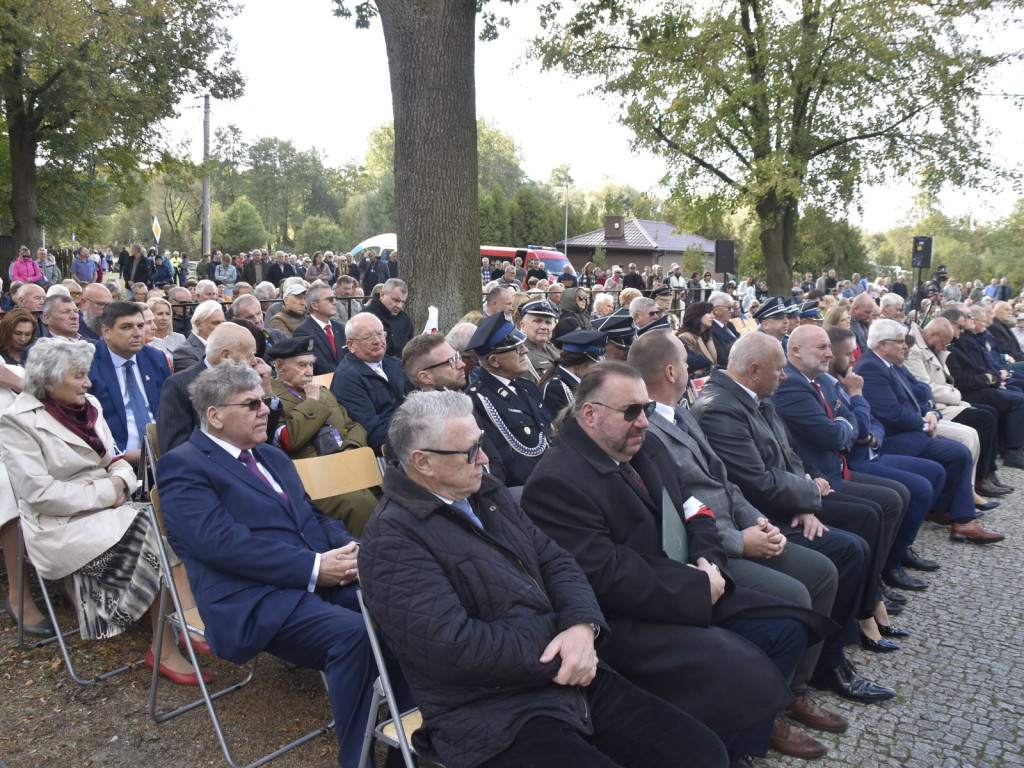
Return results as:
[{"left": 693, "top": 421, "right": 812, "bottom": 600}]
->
[{"left": 604, "top": 215, "right": 626, "bottom": 240}]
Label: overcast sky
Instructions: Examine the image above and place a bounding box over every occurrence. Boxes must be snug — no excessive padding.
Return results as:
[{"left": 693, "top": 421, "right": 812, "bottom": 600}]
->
[{"left": 169, "top": 0, "right": 1024, "bottom": 235}]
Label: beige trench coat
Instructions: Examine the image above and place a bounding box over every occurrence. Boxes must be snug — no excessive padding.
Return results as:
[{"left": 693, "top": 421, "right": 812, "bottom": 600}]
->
[{"left": 0, "top": 392, "right": 139, "bottom": 580}]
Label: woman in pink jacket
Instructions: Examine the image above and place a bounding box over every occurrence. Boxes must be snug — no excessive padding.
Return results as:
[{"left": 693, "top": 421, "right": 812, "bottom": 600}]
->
[{"left": 11, "top": 246, "right": 43, "bottom": 285}]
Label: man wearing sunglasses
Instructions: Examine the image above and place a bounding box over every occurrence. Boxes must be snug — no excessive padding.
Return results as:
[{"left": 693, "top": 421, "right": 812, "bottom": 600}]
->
[
  {"left": 524, "top": 363, "right": 818, "bottom": 767},
  {"left": 158, "top": 362, "right": 408, "bottom": 768},
  {"left": 359, "top": 390, "right": 728, "bottom": 768},
  {"left": 466, "top": 312, "right": 553, "bottom": 487}
]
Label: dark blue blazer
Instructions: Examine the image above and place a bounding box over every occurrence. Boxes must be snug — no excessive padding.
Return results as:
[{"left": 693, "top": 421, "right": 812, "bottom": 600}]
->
[
  {"left": 710, "top": 320, "right": 739, "bottom": 365},
  {"left": 854, "top": 349, "right": 935, "bottom": 456},
  {"left": 829, "top": 377, "right": 887, "bottom": 471},
  {"left": 157, "top": 429, "right": 355, "bottom": 663},
  {"left": 330, "top": 353, "right": 412, "bottom": 452},
  {"left": 771, "top": 363, "right": 859, "bottom": 484},
  {"left": 293, "top": 316, "right": 346, "bottom": 376},
  {"left": 88, "top": 341, "right": 170, "bottom": 452}
]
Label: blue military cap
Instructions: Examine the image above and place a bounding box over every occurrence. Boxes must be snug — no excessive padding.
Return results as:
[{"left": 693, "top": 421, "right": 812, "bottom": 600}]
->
[
  {"left": 467, "top": 312, "right": 526, "bottom": 355},
  {"left": 753, "top": 295, "right": 787, "bottom": 322},
  {"left": 799, "top": 300, "right": 822, "bottom": 319},
  {"left": 636, "top": 314, "right": 671, "bottom": 336},
  {"left": 520, "top": 299, "right": 559, "bottom": 317},
  {"left": 554, "top": 329, "right": 606, "bottom": 360},
  {"left": 650, "top": 286, "right": 673, "bottom": 299},
  {"left": 784, "top": 298, "right": 802, "bottom": 315},
  {"left": 267, "top": 335, "right": 315, "bottom": 361},
  {"left": 593, "top": 307, "right": 637, "bottom": 348}
]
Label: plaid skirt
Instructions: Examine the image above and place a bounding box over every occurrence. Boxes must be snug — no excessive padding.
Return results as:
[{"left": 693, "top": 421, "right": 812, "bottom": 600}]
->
[{"left": 71, "top": 503, "right": 163, "bottom": 640}]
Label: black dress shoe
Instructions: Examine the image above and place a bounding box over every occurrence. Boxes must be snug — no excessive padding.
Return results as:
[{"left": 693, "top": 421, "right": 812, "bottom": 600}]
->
[
  {"left": 975, "top": 500, "right": 999, "bottom": 512},
  {"left": 881, "top": 584, "right": 908, "bottom": 603},
  {"left": 1002, "top": 450, "right": 1024, "bottom": 469},
  {"left": 902, "top": 547, "right": 940, "bottom": 572},
  {"left": 811, "top": 657, "right": 896, "bottom": 703},
  {"left": 860, "top": 632, "right": 900, "bottom": 652},
  {"left": 976, "top": 479, "right": 1011, "bottom": 497},
  {"left": 883, "top": 596, "right": 905, "bottom": 614},
  {"left": 878, "top": 624, "right": 910, "bottom": 639},
  {"left": 987, "top": 472, "right": 1013, "bottom": 492},
  {"left": 882, "top": 567, "right": 928, "bottom": 591}
]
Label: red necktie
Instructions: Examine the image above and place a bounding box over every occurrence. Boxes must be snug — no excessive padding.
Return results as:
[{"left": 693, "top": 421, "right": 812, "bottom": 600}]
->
[
  {"left": 812, "top": 381, "right": 850, "bottom": 480},
  {"left": 324, "top": 323, "right": 337, "bottom": 357},
  {"left": 623, "top": 462, "right": 651, "bottom": 497}
]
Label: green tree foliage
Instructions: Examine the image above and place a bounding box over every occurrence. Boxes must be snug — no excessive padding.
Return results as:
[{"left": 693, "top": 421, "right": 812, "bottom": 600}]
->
[
  {"left": 213, "top": 198, "right": 268, "bottom": 255},
  {"left": 295, "top": 215, "right": 346, "bottom": 255},
  {"left": 0, "top": 0, "right": 242, "bottom": 260},
  {"left": 509, "top": 184, "right": 559, "bottom": 245},
  {"left": 536, "top": 0, "right": 1023, "bottom": 293},
  {"left": 794, "top": 207, "right": 869, "bottom": 278}
]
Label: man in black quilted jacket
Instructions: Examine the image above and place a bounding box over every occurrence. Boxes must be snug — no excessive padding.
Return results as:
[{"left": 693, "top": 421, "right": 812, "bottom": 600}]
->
[{"left": 359, "top": 390, "right": 727, "bottom": 768}]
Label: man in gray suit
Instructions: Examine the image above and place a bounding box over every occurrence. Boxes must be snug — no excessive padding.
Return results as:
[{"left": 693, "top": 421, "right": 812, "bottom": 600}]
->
[{"left": 627, "top": 330, "right": 890, "bottom": 727}]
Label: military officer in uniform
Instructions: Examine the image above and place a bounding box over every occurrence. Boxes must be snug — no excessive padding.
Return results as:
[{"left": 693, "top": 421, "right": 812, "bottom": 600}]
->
[
  {"left": 593, "top": 307, "right": 637, "bottom": 362},
  {"left": 518, "top": 299, "right": 560, "bottom": 383},
  {"left": 539, "top": 329, "right": 606, "bottom": 416},
  {"left": 466, "top": 312, "right": 553, "bottom": 487}
]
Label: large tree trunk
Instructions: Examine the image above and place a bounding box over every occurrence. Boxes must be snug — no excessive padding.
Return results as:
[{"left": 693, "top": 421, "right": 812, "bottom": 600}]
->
[
  {"left": 375, "top": 0, "right": 480, "bottom": 332},
  {"left": 756, "top": 190, "right": 798, "bottom": 295},
  {"left": 6, "top": 98, "right": 42, "bottom": 254}
]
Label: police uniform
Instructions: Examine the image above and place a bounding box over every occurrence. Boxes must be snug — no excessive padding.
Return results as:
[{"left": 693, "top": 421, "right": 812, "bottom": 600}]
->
[
  {"left": 753, "top": 295, "right": 790, "bottom": 353},
  {"left": 466, "top": 313, "right": 553, "bottom": 487},
  {"left": 593, "top": 307, "right": 637, "bottom": 360},
  {"left": 540, "top": 330, "right": 606, "bottom": 416}
]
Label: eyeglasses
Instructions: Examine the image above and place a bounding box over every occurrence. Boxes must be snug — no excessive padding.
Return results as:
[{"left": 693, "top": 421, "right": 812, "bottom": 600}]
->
[
  {"left": 83, "top": 297, "right": 110, "bottom": 309},
  {"left": 317, "top": 295, "right": 338, "bottom": 302},
  {"left": 353, "top": 330, "right": 387, "bottom": 342},
  {"left": 423, "top": 351, "right": 462, "bottom": 371},
  {"left": 419, "top": 431, "right": 485, "bottom": 464},
  {"left": 215, "top": 396, "right": 273, "bottom": 412},
  {"left": 590, "top": 400, "right": 657, "bottom": 422},
  {"left": 646, "top": 309, "right": 664, "bottom": 318},
  {"left": 881, "top": 336, "right": 912, "bottom": 347}
]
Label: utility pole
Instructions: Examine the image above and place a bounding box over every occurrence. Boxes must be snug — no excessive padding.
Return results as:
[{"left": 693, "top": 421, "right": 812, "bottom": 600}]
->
[
  {"left": 202, "top": 93, "right": 211, "bottom": 256},
  {"left": 563, "top": 171, "right": 570, "bottom": 252}
]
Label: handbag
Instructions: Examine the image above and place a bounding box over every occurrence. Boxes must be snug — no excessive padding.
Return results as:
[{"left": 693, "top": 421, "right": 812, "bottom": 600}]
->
[{"left": 312, "top": 424, "right": 344, "bottom": 456}]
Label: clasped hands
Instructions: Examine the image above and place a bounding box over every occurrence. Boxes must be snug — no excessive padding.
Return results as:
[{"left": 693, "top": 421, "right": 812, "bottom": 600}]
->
[{"left": 316, "top": 541, "right": 360, "bottom": 587}]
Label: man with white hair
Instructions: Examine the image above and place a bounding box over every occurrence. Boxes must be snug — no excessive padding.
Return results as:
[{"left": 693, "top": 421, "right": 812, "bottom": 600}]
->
[
  {"left": 878, "top": 293, "right": 904, "bottom": 321},
  {"left": 173, "top": 299, "right": 225, "bottom": 373},
  {"left": 362, "top": 278, "right": 413, "bottom": 357},
  {"left": 194, "top": 278, "right": 219, "bottom": 304},
  {"left": 267, "top": 251, "right": 295, "bottom": 288},
  {"left": 293, "top": 283, "right": 346, "bottom": 375},
  {"left": 855, "top": 318, "right": 1005, "bottom": 543}
]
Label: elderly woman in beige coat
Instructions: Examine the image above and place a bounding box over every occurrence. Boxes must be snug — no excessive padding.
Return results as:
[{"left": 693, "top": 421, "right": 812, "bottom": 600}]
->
[{"left": 0, "top": 338, "right": 206, "bottom": 685}]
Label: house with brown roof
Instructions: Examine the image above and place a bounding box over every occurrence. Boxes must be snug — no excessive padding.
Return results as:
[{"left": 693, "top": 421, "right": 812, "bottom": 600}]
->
[{"left": 557, "top": 216, "right": 718, "bottom": 276}]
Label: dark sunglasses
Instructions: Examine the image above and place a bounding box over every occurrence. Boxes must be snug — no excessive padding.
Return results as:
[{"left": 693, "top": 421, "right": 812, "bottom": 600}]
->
[
  {"left": 419, "top": 431, "right": 485, "bottom": 464},
  {"left": 215, "top": 396, "right": 273, "bottom": 412},
  {"left": 590, "top": 400, "right": 657, "bottom": 421}
]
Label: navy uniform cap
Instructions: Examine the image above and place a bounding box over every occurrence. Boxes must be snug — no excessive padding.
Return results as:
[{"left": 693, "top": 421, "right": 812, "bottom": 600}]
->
[
  {"left": 784, "top": 298, "right": 802, "bottom": 315},
  {"left": 593, "top": 307, "right": 637, "bottom": 348},
  {"left": 636, "top": 314, "right": 671, "bottom": 336},
  {"left": 555, "top": 329, "right": 607, "bottom": 357},
  {"left": 753, "top": 295, "right": 787, "bottom": 322},
  {"left": 267, "top": 335, "right": 315, "bottom": 361},
  {"left": 650, "top": 286, "right": 673, "bottom": 299},
  {"left": 467, "top": 312, "right": 526, "bottom": 355},
  {"left": 799, "top": 300, "right": 821, "bottom": 319},
  {"left": 520, "top": 299, "right": 559, "bottom": 317}
]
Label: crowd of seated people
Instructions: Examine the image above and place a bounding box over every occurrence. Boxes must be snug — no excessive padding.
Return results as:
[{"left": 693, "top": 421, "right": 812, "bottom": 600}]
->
[{"left": 1, "top": 252, "right": 1021, "bottom": 768}]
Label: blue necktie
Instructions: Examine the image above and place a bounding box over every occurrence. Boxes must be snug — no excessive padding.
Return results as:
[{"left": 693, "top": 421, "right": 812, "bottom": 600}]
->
[
  {"left": 452, "top": 499, "right": 484, "bottom": 530},
  {"left": 122, "top": 360, "right": 151, "bottom": 439}
]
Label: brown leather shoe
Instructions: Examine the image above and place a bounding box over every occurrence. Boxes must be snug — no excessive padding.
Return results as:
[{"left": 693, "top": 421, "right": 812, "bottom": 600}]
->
[
  {"left": 787, "top": 693, "right": 849, "bottom": 733},
  {"left": 950, "top": 520, "right": 1005, "bottom": 544},
  {"left": 769, "top": 715, "right": 828, "bottom": 759}
]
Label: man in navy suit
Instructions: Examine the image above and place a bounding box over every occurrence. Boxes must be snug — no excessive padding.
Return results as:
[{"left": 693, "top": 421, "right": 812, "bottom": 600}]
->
[
  {"left": 156, "top": 362, "right": 408, "bottom": 768},
  {"left": 709, "top": 291, "right": 740, "bottom": 366},
  {"left": 330, "top": 312, "right": 412, "bottom": 453},
  {"left": 87, "top": 301, "right": 171, "bottom": 466},
  {"left": 855, "top": 319, "right": 1005, "bottom": 544},
  {"left": 292, "top": 284, "right": 346, "bottom": 375}
]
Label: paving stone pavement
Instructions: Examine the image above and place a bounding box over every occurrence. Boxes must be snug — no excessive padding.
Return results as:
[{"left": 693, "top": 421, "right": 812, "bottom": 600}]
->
[{"left": 769, "top": 464, "right": 1024, "bottom": 768}]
